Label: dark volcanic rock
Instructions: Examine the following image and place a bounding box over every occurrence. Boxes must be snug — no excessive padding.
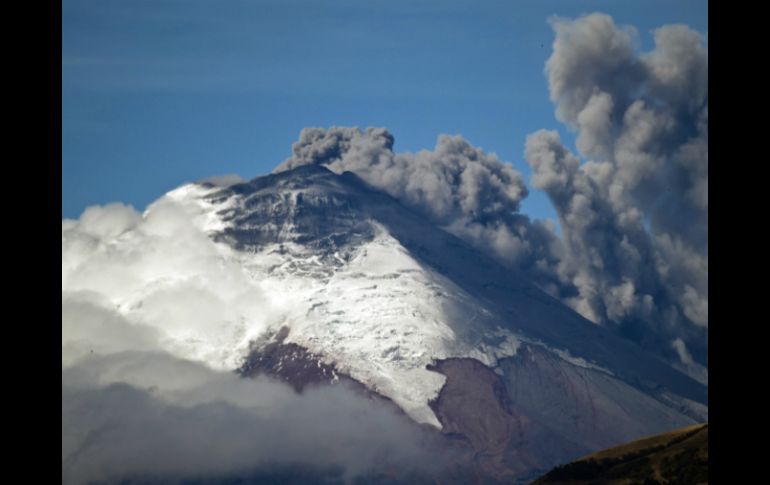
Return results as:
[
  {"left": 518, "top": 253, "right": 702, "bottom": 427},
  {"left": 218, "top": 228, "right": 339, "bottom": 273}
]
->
[
  {"left": 238, "top": 327, "right": 343, "bottom": 392},
  {"left": 428, "top": 357, "right": 589, "bottom": 484},
  {"left": 497, "top": 344, "right": 696, "bottom": 456},
  {"left": 428, "top": 358, "right": 517, "bottom": 455},
  {"left": 211, "top": 165, "right": 376, "bottom": 255},
  {"left": 237, "top": 327, "right": 414, "bottom": 410}
]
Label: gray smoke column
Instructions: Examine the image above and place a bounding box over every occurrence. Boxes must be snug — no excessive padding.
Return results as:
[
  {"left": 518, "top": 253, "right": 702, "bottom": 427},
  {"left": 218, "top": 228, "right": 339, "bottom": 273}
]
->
[
  {"left": 275, "top": 127, "right": 565, "bottom": 285},
  {"left": 525, "top": 13, "right": 707, "bottom": 370},
  {"left": 276, "top": 127, "right": 527, "bottom": 224}
]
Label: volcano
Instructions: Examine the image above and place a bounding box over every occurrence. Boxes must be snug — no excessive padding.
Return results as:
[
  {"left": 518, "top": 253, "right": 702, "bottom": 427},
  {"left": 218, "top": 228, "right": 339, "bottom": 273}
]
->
[{"left": 109, "top": 162, "right": 707, "bottom": 482}]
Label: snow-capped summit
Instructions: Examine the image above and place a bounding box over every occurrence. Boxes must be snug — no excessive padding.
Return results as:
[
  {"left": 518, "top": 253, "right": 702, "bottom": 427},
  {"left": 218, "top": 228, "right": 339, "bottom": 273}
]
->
[
  {"left": 168, "top": 164, "right": 528, "bottom": 427},
  {"left": 166, "top": 165, "right": 707, "bottom": 425}
]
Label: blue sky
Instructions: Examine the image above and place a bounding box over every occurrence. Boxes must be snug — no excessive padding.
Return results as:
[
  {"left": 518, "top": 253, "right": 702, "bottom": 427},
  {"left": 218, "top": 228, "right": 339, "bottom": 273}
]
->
[{"left": 62, "top": 0, "right": 707, "bottom": 222}]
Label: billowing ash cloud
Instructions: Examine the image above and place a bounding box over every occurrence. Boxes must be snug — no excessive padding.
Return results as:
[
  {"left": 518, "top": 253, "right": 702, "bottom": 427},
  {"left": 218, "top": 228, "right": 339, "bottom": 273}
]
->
[
  {"left": 525, "top": 13, "right": 707, "bottom": 367},
  {"left": 273, "top": 13, "right": 707, "bottom": 371},
  {"left": 274, "top": 127, "right": 565, "bottom": 284},
  {"left": 62, "top": 200, "right": 445, "bottom": 485}
]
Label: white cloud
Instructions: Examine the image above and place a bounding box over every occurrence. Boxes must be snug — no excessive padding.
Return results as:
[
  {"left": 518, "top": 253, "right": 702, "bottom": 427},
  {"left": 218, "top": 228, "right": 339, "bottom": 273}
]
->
[{"left": 62, "top": 195, "right": 444, "bottom": 485}]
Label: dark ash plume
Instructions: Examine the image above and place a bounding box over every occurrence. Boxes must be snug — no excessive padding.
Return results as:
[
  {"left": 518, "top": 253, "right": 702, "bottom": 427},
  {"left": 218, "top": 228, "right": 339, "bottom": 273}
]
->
[{"left": 526, "top": 13, "right": 707, "bottom": 369}]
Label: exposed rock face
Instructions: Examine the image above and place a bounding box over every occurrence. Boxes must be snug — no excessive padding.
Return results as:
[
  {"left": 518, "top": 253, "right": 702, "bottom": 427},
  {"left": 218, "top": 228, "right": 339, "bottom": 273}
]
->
[
  {"left": 425, "top": 345, "right": 706, "bottom": 483},
  {"left": 428, "top": 357, "right": 588, "bottom": 483},
  {"left": 237, "top": 326, "right": 411, "bottom": 413},
  {"left": 429, "top": 359, "right": 518, "bottom": 465},
  {"left": 497, "top": 344, "right": 699, "bottom": 454},
  {"left": 238, "top": 327, "right": 343, "bottom": 392},
  {"left": 212, "top": 165, "right": 376, "bottom": 257}
]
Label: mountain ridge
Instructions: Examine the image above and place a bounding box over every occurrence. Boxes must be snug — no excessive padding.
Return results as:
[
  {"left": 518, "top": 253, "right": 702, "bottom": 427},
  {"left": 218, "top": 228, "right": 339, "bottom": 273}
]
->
[{"left": 98, "top": 163, "right": 707, "bottom": 481}]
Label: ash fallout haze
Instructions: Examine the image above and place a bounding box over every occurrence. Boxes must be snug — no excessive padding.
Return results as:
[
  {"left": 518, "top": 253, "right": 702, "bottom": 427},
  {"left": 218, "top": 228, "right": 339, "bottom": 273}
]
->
[{"left": 62, "top": 2, "right": 708, "bottom": 484}]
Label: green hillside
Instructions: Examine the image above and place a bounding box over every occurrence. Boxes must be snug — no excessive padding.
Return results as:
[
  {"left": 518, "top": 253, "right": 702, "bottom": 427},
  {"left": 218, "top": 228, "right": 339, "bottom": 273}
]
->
[{"left": 530, "top": 423, "right": 708, "bottom": 485}]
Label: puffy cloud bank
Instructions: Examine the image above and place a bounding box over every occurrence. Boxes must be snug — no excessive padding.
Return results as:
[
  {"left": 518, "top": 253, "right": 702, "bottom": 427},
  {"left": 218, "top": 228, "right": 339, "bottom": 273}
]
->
[
  {"left": 274, "top": 13, "right": 707, "bottom": 370},
  {"left": 62, "top": 348, "right": 439, "bottom": 484},
  {"left": 62, "top": 198, "right": 444, "bottom": 485}
]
